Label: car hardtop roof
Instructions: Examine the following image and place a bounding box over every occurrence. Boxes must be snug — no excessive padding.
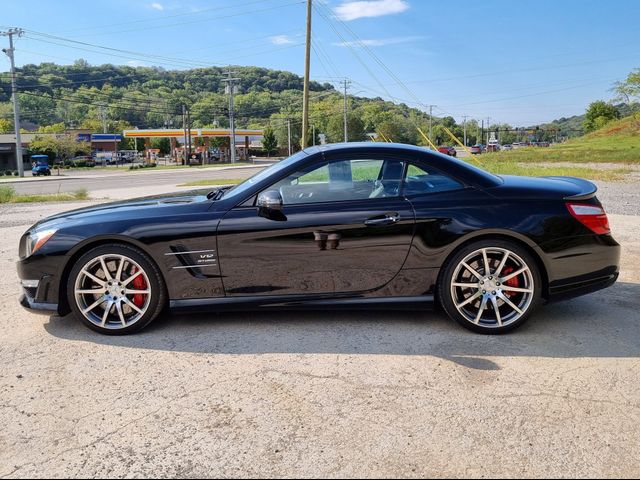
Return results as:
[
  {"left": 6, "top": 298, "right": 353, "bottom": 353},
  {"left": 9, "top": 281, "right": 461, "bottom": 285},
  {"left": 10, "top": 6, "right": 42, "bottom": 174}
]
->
[{"left": 303, "top": 142, "right": 430, "bottom": 156}]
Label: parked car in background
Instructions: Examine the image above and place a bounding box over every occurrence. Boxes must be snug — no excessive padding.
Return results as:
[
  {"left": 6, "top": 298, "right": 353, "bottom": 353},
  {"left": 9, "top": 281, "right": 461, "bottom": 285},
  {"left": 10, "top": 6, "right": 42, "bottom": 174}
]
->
[
  {"left": 31, "top": 155, "right": 51, "bottom": 176},
  {"left": 501, "top": 144, "right": 513, "bottom": 151},
  {"left": 437, "top": 146, "right": 457, "bottom": 157},
  {"left": 470, "top": 145, "right": 482, "bottom": 155}
]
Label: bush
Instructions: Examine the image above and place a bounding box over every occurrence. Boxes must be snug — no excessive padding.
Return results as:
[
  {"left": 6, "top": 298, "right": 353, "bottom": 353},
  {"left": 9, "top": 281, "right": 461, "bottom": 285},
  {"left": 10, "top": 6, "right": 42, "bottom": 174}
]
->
[
  {"left": 0, "top": 185, "right": 15, "bottom": 203},
  {"left": 72, "top": 188, "right": 89, "bottom": 200},
  {"left": 5, "top": 170, "right": 13, "bottom": 176},
  {"left": 13, "top": 171, "right": 19, "bottom": 176}
]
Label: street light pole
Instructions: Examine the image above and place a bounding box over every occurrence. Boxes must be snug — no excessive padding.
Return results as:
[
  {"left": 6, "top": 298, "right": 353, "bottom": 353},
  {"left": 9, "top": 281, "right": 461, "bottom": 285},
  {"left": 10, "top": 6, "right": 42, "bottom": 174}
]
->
[
  {"left": 428, "top": 105, "right": 436, "bottom": 149},
  {"left": 1, "top": 28, "right": 25, "bottom": 177},
  {"left": 462, "top": 115, "right": 468, "bottom": 147}
]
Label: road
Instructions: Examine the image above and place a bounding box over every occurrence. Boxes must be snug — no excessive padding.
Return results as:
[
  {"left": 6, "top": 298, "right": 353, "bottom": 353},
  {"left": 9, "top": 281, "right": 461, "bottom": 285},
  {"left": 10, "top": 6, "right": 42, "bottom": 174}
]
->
[
  {"left": 0, "top": 186, "right": 639, "bottom": 477},
  {"left": 3, "top": 164, "right": 269, "bottom": 197}
]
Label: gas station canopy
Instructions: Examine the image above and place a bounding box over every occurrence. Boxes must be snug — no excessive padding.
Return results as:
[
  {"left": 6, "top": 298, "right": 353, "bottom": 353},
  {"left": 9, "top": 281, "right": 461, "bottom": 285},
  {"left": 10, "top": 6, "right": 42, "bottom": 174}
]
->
[{"left": 123, "top": 128, "right": 263, "bottom": 139}]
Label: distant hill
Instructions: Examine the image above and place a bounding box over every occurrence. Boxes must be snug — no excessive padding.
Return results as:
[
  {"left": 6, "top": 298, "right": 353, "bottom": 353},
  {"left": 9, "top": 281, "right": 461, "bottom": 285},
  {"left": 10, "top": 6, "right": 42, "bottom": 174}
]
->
[
  {"left": 548, "top": 103, "right": 640, "bottom": 137},
  {"left": 0, "top": 61, "right": 440, "bottom": 147}
]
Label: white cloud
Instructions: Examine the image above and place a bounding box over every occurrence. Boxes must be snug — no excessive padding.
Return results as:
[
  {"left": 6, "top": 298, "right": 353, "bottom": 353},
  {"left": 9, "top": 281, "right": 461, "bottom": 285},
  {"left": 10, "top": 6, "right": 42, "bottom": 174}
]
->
[
  {"left": 334, "top": 0, "right": 409, "bottom": 21},
  {"left": 269, "top": 35, "right": 295, "bottom": 46},
  {"left": 150, "top": 2, "right": 164, "bottom": 11},
  {"left": 334, "top": 36, "right": 422, "bottom": 47}
]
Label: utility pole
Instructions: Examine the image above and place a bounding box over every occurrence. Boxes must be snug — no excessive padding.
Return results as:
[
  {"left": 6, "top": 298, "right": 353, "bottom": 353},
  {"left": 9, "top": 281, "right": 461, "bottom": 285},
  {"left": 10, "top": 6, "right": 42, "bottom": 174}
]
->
[
  {"left": 427, "top": 105, "right": 436, "bottom": 149},
  {"left": 100, "top": 104, "right": 108, "bottom": 134},
  {"left": 222, "top": 70, "right": 240, "bottom": 163},
  {"left": 461, "top": 116, "right": 468, "bottom": 147},
  {"left": 343, "top": 78, "right": 350, "bottom": 143},
  {"left": 312, "top": 124, "right": 316, "bottom": 146},
  {"left": 1, "top": 29, "right": 25, "bottom": 176},
  {"left": 301, "top": 0, "right": 312, "bottom": 149},
  {"left": 287, "top": 118, "right": 292, "bottom": 156},
  {"left": 182, "top": 105, "right": 187, "bottom": 165},
  {"left": 187, "top": 107, "right": 192, "bottom": 163}
]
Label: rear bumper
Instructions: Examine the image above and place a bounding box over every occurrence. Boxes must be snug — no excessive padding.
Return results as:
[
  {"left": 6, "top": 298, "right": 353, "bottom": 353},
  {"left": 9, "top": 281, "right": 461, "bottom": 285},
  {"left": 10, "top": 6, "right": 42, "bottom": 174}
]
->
[
  {"left": 546, "top": 268, "right": 619, "bottom": 302},
  {"left": 541, "top": 234, "right": 620, "bottom": 302}
]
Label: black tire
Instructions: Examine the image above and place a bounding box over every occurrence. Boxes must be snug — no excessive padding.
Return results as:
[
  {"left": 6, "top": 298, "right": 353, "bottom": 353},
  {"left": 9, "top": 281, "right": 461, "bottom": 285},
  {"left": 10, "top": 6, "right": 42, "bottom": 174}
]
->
[
  {"left": 66, "top": 243, "right": 166, "bottom": 335},
  {"left": 437, "top": 239, "right": 542, "bottom": 334}
]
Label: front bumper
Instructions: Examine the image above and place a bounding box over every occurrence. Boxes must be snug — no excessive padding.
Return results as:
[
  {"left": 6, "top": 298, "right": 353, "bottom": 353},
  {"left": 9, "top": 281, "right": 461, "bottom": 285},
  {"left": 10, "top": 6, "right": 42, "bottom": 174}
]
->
[
  {"left": 19, "top": 292, "right": 58, "bottom": 316},
  {"left": 17, "top": 252, "right": 65, "bottom": 315}
]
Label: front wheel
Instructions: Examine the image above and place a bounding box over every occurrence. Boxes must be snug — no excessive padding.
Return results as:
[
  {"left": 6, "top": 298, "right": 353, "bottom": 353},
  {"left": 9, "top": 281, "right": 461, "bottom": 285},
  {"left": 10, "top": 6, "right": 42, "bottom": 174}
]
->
[
  {"left": 438, "top": 240, "right": 542, "bottom": 334},
  {"left": 66, "top": 244, "right": 166, "bottom": 335}
]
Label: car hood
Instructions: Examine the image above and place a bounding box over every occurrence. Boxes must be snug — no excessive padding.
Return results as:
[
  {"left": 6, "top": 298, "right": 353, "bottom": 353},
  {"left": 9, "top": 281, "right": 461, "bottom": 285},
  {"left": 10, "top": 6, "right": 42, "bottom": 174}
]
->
[
  {"left": 30, "top": 189, "right": 215, "bottom": 232},
  {"left": 489, "top": 175, "right": 597, "bottom": 201}
]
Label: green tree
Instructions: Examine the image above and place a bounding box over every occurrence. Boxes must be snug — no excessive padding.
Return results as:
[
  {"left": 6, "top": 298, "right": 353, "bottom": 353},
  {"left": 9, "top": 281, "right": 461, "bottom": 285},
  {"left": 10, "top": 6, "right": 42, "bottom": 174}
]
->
[
  {"left": 29, "top": 135, "right": 90, "bottom": 161},
  {"left": 0, "top": 118, "right": 12, "bottom": 134},
  {"left": 614, "top": 68, "right": 640, "bottom": 104},
  {"left": 36, "top": 123, "right": 66, "bottom": 133},
  {"left": 262, "top": 128, "right": 278, "bottom": 156},
  {"left": 150, "top": 137, "right": 171, "bottom": 155},
  {"left": 583, "top": 101, "right": 620, "bottom": 132}
]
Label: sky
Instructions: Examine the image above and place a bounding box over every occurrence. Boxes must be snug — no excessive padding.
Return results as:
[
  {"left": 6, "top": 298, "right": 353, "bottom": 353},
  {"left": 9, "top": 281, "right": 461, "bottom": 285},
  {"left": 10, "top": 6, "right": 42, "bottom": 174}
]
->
[{"left": 2, "top": 0, "right": 640, "bottom": 126}]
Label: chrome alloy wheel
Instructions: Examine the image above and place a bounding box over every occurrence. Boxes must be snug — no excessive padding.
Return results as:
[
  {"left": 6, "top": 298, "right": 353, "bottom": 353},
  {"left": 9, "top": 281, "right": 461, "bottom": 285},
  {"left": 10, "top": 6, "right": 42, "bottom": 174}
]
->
[
  {"left": 74, "top": 254, "right": 152, "bottom": 330},
  {"left": 450, "top": 247, "right": 535, "bottom": 328}
]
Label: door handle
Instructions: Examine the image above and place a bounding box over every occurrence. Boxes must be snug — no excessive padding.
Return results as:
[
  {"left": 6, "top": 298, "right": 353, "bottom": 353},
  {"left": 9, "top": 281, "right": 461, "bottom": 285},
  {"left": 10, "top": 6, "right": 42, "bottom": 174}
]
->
[{"left": 365, "top": 213, "right": 400, "bottom": 227}]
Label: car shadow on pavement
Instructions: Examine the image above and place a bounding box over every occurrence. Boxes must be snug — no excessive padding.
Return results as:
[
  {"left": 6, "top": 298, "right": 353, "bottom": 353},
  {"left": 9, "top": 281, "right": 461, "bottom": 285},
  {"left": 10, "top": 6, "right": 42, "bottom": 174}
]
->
[{"left": 43, "top": 282, "right": 640, "bottom": 370}]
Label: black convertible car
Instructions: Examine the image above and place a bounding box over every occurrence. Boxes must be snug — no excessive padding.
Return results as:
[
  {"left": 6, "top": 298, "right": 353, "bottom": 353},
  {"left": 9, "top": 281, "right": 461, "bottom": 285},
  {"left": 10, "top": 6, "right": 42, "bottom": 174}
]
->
[{"left": 17, "top": 143, "right": 620, "bottom": 335}]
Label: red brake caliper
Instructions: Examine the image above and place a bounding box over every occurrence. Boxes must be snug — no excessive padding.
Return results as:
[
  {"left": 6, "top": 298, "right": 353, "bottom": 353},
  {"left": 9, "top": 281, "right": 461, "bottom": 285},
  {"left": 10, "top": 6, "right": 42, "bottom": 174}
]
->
[
  {"left": 501, "top": 266, "right": 519, "bottom": 298},
  {"left": 130, "top": 266, "right": 147, "bottom": 307}
]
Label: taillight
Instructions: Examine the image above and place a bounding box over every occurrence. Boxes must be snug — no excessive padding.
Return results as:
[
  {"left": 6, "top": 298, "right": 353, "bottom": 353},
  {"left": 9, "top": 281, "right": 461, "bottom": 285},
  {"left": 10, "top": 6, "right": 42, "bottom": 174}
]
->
[{"left": 566, "top": 203, "right": 610, "bottom": 235}]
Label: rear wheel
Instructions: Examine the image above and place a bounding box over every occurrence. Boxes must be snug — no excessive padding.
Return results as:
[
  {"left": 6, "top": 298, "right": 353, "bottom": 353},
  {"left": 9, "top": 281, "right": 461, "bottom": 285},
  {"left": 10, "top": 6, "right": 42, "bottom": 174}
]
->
[
  {"left": 66, "top": 244, "right": 166, "bottom": 335},
  {"left": 438, "top": 240, "right": 541, "bottom": 334}
]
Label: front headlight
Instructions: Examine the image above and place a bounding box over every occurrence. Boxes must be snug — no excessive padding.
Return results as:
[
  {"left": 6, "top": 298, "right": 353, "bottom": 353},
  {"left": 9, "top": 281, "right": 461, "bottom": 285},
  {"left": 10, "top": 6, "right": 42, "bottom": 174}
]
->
[{"left": 26, "top": 229, "right": 57, "bottom": 257}]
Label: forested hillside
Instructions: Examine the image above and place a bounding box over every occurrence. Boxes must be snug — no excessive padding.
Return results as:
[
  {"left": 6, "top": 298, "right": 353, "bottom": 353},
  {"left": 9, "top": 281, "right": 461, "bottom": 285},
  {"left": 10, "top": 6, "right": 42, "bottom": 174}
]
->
[{"left": 0, "top": 60, "right": 444, "bottom": 147}]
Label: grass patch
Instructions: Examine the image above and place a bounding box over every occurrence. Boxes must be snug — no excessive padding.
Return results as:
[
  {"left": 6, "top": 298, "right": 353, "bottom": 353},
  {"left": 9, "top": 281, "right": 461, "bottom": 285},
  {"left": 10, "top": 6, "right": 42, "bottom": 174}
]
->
[
  {"left": 178, "top": 178, "right": 244, "bottom": 187},
  {"left": 483, "top": 115, "right": 640, "bottom": 165},
  {"left": 0, "top": 185, "right": 90, "bottom": 203},
  {"left": 479, "top": 159, "right": 631, "bottom": 181}
]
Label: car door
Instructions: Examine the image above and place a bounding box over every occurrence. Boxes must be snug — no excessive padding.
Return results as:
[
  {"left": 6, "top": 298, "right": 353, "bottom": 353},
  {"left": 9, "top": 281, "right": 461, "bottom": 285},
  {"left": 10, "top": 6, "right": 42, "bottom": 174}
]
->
[{"left": 216, "top": 153, "right": 416, "bottom": 297}]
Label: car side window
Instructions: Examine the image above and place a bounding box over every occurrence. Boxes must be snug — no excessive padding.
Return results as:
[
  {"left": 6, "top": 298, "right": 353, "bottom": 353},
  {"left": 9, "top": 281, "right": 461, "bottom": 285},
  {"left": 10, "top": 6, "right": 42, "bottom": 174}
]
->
[
  {"left": 403, "top": 163, "right": 464, "bottom": 195},
  {"left": 269, "top": 158, "right": 405, "bottom": 205}
]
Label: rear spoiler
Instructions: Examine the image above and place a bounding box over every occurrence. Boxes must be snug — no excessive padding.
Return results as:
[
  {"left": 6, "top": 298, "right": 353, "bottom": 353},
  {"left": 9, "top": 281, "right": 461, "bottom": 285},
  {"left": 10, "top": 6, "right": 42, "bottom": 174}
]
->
[{"left": 544, "top": 176, "right": 598, "bottom": 201}]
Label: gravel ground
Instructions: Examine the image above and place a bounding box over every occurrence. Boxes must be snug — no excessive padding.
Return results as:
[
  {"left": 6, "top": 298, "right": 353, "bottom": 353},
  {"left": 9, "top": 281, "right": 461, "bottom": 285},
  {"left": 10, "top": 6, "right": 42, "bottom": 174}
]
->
[
  {"left": 595, "top": 181, "right": 640, "bottom": 216},
  {"left": 1, "top": 185, "right": 639, "bottom": 478}
]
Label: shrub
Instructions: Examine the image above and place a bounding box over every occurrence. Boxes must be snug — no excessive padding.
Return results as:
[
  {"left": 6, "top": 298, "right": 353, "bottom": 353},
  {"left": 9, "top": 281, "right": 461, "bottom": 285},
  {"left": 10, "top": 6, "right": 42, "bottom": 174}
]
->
[
  {"left": 0, "top": 185, "right": 15, "bottom": 203},
  {"left": 72, "top": 188, "right": 89, "bottom": 200},
  {"left": 13, "top": 171, "right": 19, "bottom": 176},
  {"left": 5, "top": 170, "right": 13, "bottom": 176}
]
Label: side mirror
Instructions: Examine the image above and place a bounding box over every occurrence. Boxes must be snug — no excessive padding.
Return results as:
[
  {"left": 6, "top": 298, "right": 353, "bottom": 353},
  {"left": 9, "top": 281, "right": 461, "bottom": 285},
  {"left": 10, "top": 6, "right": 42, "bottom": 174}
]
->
[{"left": 257, "top": 190, "right": 283, "bottom": 211}]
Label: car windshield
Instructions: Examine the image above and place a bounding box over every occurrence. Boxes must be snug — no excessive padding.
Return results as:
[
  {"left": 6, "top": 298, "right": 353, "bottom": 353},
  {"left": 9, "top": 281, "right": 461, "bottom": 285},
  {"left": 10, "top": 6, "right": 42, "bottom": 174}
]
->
[{"left": 216, "top": 150, "right": 310, "bottom": 202}]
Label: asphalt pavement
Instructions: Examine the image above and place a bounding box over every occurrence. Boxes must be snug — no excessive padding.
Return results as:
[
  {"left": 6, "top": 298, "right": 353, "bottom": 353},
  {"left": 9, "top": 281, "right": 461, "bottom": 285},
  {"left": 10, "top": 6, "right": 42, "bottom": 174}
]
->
[{"left": 3, "top": 164, "right": 267, "bottom": 197}]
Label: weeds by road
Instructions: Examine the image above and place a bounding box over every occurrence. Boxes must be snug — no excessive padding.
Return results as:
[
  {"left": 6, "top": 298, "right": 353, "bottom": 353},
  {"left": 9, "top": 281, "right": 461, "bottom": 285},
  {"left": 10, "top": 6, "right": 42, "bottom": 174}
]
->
[
  {"left": 0, "top": 185, "right": 89, "bottom": 203},
  {"left": 178, "top": 179, "right": 244, "bottom": 187}
]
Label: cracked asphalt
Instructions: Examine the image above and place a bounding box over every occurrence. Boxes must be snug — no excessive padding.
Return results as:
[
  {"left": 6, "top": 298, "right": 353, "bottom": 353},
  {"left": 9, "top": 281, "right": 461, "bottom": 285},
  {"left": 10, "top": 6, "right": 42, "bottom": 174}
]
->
[{"left": 1, "top": 186, "right": 639, "bottom": 478}]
